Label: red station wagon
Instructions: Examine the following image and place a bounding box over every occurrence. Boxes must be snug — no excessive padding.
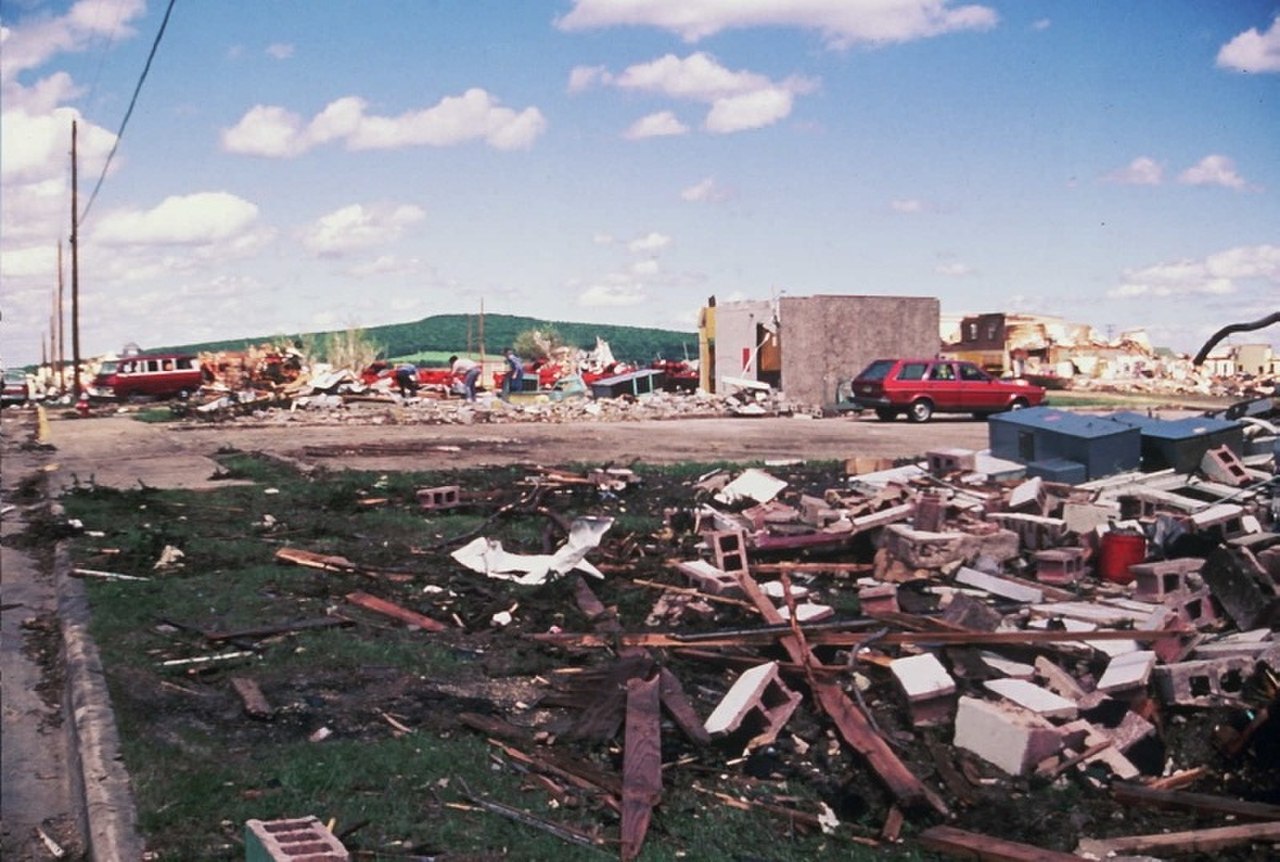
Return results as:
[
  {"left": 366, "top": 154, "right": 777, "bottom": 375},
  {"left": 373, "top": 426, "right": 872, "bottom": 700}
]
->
[
  {"left": 849, "top": 358, "right": 1046, "bottom": 422},
  {"left": 88, "top": 352, "right": 205, "bottom": 402}
]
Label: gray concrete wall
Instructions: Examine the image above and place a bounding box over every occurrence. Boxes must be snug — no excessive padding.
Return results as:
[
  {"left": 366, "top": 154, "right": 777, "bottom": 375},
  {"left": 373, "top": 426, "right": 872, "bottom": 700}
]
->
[
  {"left": 779, "top": 295, "right": 940, "bottom": 407},
  {"left": 712, "top": 300, "right": 774, "bottom": 387}
]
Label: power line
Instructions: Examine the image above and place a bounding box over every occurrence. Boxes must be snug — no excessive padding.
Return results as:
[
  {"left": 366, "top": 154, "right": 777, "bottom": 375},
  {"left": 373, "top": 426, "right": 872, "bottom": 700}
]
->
[{"left": 79, "top": 0, "right": 178, "bottom": 225}]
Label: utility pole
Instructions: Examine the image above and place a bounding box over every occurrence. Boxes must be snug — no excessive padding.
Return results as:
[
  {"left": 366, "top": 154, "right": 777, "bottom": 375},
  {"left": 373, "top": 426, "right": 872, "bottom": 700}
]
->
[
  {"left": 70, "top": 121, "right": 82, "bottom": 399},
  {"left": 478, "top": 299, "right": 486, "bottom": 368},
  {"left": 57, "top": 241, "right": 66, "bottom": 393}
]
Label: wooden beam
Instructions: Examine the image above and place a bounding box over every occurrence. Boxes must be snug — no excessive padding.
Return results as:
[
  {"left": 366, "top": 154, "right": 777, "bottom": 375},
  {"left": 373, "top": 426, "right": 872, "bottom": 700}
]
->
[
  {"left": 204, "top": 616, "right": 352, "bottom": 642},
  {"left": 621, "top": 674, "right": 662, "bottom": 862},
  {"left": 1081, "top": 821, "right": 1280, "bottom": 856},
  {"left": 918, "top": 825, "right": 1083, "bottom": 861},
  {"left": 344, "top": 591, "right": 445, "bottom": 632},
  {"left": 1112, "top": 782, "right": 1280, "bottom": 822}
]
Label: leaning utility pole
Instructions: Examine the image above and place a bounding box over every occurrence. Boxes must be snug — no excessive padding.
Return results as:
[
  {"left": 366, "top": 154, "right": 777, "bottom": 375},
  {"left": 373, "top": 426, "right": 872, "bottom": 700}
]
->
[{"left": 70, "top": 120, "right": 82, "bottom": 399}]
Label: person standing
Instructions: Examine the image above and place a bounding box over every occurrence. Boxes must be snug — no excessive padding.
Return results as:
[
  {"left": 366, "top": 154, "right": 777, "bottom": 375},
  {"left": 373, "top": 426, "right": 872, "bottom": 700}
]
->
[
  {"left": 393, "top": 362, "right": 419, "bottom": 397},
  {"left": 501, "top": 348, "right": 524, "bottom": 400},
  {"left": 448, "top": 354, "right": 481, "bottom": 401}
]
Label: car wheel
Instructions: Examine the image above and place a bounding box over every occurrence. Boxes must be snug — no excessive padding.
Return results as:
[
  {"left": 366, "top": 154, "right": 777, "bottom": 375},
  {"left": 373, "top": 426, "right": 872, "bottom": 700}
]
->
[
  {"left": 1010, "top": 397, "right": 1030, "bottom": 411},
  {"left": 908, "top": 399, "right": 933, "bottom": 423},
  {"left": 874, "top": 408, "right": 897, "bottom": 421}
]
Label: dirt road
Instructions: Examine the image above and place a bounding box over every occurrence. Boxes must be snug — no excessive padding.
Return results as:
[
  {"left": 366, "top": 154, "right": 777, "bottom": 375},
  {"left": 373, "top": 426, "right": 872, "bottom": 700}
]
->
[{"left": 37, "top": 408, "right": 994, "bottom": 490}]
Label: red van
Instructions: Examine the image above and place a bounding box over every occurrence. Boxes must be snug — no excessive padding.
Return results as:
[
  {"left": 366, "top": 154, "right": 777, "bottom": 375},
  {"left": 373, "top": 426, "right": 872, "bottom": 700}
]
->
[{"left": 88, "top": 353, "right": 205, "bottom": 401}]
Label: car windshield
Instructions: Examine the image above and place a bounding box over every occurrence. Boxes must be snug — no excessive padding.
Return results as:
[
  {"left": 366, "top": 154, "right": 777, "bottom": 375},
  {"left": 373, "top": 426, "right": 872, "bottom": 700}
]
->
[
  {"left": 4, "top": 371, "right": 25, "bottom": 383},
  {"left": 98, "top": 360, "right": 119, "bottom": 374},
  {"left": 856, "top": 360, "right": 895, "bottom": 382}
]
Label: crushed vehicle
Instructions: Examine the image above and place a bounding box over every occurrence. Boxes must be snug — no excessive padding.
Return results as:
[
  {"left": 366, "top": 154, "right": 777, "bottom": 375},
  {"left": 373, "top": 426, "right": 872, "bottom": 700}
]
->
[{"left": 849, "top": 357, "right": 1046, "bottom": 422}]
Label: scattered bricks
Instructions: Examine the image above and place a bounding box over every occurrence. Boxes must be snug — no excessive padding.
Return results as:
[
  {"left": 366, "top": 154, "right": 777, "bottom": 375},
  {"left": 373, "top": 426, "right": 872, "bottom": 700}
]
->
[
  {"left": 927, "top": 448, "right": 977, "bottom": 476},
  {"left": 245, "top": 816, "right": 349, "bottom": 862},
  {"left": 1200, "top": 546, "right": 1280, "bottom": 630},
  {"left": 1171, "top": 590, "right": 1221, "bottom": 630},
  {"left": 985, "top": 512, "right": 1068, "bottom": 552},
  {"left": 1200, "top": 445, "right": 1251, "bottom": 487},
  {"left": 1061, "top": 500, "right": 1119, "bottom": 536},
  {"left": 416, "top": 484, "right": 460, "bottom": 510},
  {"left": 882, "top": 524, "right": 1020, "bottom": 569},
  {"left": 1034, "top": 656, "right": 1088, "bottom": 701},
  {"left": 1153, "top": 655, "right": 1262, "bottom": 707},
  {"left": 708, "top": 530, "right": 750, "bottom": 578},
  {"left": 983, "top": 678, "right": 1079, "bottom": 720},
  {"left": 672, "top": 559, "right": 743, "bottom": 597},
  {"left": 914, "top": 492, "right": 947, "bottom": 533},
  {"left": 1054, "top": 719, "right": 1140, "bottom": 780},
  {"left": 798, "top": 495, "right": 841, "bottom": 527},
  {"left": 891, "top": 653, "right": 957, "bottom": 727},
  {"left": 1096, "top": 650, "right": 1157, "bottom": 694},
  {"left": 858, "top": 583, "right": 899, "bottom": 615},
  {"left": 955, "top": 566, "right": 1043, "bottom": 604},
  {"left": 1007, "top": 477, "right": 1048, "bottom": 516},
  {"left": 703, "top": 661, "right": 802, "bottom": 749},
  {"left": 1130, "top": 558, "right": 1202, "bottom": 603},
  {"left": 1034, "top": 548, "right": 1086, "bottom": 585},
  {"left": 953, "top": 696, "right": 1062, "bottom": 776}
]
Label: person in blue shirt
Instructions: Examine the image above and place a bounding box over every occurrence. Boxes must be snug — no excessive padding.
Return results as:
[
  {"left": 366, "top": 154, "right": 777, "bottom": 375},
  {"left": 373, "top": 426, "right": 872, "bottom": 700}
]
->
[
  {"left": 501, "top": 348, "right": 524, "bottom": 400},
  {"left": 393, "top": 362, "right": 418, "bottom": 397}
]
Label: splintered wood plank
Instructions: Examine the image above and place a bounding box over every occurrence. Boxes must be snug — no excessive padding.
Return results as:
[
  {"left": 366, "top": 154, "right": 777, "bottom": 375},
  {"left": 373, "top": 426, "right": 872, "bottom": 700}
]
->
[
  {"left": 658, "top": 667, "right": 712, "bottom": 746},
  {"left": 229, "top": 677, "right": 273, "bottom": 719},
  {"left": 1083, "top": 821, "right": 1280, "bottom": 856},
  {"left": 621, "top": 673, "right": 662, "bottom": 862},
  {"left": 204, "top": 616, "right": 352, "bottom": 642},
  {"left": 919, "top": 825, "right": 1083, "bottom": 861},
  {"left": 344, "top": 590, "right": 445, "bottom": 632},
  {"left": 1112, "top": 782, "right": 1280, "bottom": 821}
]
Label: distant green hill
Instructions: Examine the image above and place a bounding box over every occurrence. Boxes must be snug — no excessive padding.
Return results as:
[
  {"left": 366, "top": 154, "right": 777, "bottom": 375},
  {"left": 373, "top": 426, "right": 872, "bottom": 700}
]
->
[{"left": 155, "top": 313, "right": 698, "bottom": 364}]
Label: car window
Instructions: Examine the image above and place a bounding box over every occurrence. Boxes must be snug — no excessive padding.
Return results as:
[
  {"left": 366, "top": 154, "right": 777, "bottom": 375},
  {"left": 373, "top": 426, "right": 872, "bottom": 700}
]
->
[
  {"left": 856, "top": 360, "right": 895, "bottom": 382},
  {"left": 959, "top": 363, "right": 989, "bottom": 381},
  {"left": 897, "top": 362, "right": 927, "bottom": 381},
  {"left": 928, "top": 363, "right": 955, "bottom": 381}
]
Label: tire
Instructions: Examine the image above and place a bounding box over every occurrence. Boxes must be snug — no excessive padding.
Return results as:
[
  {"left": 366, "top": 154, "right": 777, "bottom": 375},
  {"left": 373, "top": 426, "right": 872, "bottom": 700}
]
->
[
  {"left": 874, "top": 407, "right": 897, "bottom": 421},
  {"left": 908, "top": 399, "right": 933, "bottom": 423},
  {"left": 1010, "top": 397, "right": 1030, "bottom": 411}
]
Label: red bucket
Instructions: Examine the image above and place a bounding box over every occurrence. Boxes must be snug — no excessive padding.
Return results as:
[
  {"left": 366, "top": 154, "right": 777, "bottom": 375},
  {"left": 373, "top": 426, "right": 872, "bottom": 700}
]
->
[{"left": 1099, "top": 532, "right": 1146, "bottom": 584}]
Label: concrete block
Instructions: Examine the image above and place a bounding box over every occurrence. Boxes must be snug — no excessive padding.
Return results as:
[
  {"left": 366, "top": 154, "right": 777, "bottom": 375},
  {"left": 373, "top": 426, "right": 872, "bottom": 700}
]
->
[
  {"left": 883, "top": 523, "right": 1021, "bottom": 568},
  {"left": 984, "top": 678, "right": 1078, "bottom": 719},
  {"left": 673, "top": 559, "right": 743, "bottom": 597},
  {"left": 1153, "top": 650, "right": 1279, "bottom": 706},
  {"left": 1054, "top": 719, "right": 1140, "bottom": 780},
  {"left": 1130, "top": 558, "right": 1201, "bottom": 603},
  {"left": 927, "top": 448, "right": 977, "bottom": 476},
  {"left": 1096, "top": 650, "right": 1157, "bottom": 693},
  {"left": 1191, "top": 629, "right": 1275, "bottom": 659},
  {"left": 708, "top": 530, "right": 750, "bottom": 577},
  {"left": 914, "top": 492, "right": 947, "bottom": 533},
  {"left": 1007, "top": 477, "right": 1048, "bottom": 515},
  {"left": 1171, "top": 589, "right": 1220, "bottom": 629},
  {"left": 977, "top": 651, "right": 1036, "bottom": 680},
  {"left": 953, "top": 696, "right": 1062, "bottom": 776},
  {"left": 941, "top": 592, "right": 1002, "bottom": 631},
  {"left": 1200, "top": 546, "right": 1280, "bottom": 630},
  {"left": 858, "top": 583, "right": 898, "bottom": 614},
  {"left": 245, "top": 816, "right": 349, "bottom": 862},
  {"left": 1200, "top": 445, "right": 1251, "bottom": 487},
  {"left": 416, "top": 484, "right": 461, "bottom": 510},
  {"left": 890, "top": 653, "right": 956, "bottom": 702},
  {"left": 1034, "top": 656, "right": 1088, "bottom": 700},
  {"left": 985, "top": 512, "right": 1069, "bottom": 551},
  {"left": 954, "top": 566, "right": 1043, "bottom": 603},
  {"left": 1061, "top": 500, "right": 1118, "bottom": 535},
  {"left": 704, "top": 661, "right": 802, "bottom": 748},
  {"left": 1033, "top": 547, "right": 1086, "bottom": 585}
]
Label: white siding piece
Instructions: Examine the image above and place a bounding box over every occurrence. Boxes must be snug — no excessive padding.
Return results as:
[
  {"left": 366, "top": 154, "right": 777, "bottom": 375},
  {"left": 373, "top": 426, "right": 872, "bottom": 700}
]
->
[
  {"left": 954, "top": 566, "right": 1043, "bottom": 603},
  {"left": 983, "top": 678, "right": 1079, "bottom": 720}
]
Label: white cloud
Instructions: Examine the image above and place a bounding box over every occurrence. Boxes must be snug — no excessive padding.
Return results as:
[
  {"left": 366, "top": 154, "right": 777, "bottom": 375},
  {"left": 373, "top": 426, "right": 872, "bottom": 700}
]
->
[
  {"left": 631, "top": 258, "right": 660, "bottom": 276},
  {"left": 0, "top": 0, "right": 147, "bottom": 80},
  {"left": 299, "top": 203, "right": 426, "bottom": 257},
  {"left": 591, "top": 232, "right": 616, "bottom": 245},
  {"left": 616, "top": 52, "right": 775, "bottom": 100},
  {"left": 681, "top": 177, "right": 731, "bottom": 202},
  {"left": 578, "top": 282, "right": 646, "bottom": 307},
  {"left": 221, "top": 89, "right": 547, "bottom": 156},
  {"left": 567, "top": 65, "right": 609, "bottom": 92},
  {"left": 628, "top": 232, "right": 672, "bottom": 254},
  {"left": 557, "top": 0, "right": 999, "bottom": 48},
  {"left": 1108, "top": 244, "right": 1280, "bottom": 299},
  {"left": 1177, "top": 155, "right": 1248, "bottom": 190},
  {"left": 1217, "top": 15, "right": 1280, "bottom": 73},
  {"left": 890, "top": 198, "right": 926, "bottom": 213},
  {"left": 1106, "top": 156, "right": 1163, "bottom": 186},
  {"left": 1031, "top": 19, "right": 1051, "bottom": 32},
  {"left": 265, "top": 43, "right": 295, "bottom": 60},
  {"left": 624, "top": 111, "right": 689, "bottom": 139},
  {"left": 935, "top": 262, "right": 975, "bottom": 277},
  {"left": 92, "top": 192, "right": 261, "bottom": 246},
  {"left": 705, "top": 87, "right": 795, "bottom": 133},
  {"left": 344, "top": 255, "right": 422, "bottom": 278}
]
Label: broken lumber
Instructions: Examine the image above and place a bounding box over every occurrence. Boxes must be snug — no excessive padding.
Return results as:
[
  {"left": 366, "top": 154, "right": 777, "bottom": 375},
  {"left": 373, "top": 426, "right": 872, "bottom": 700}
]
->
[
  {"left": 344, "top": 591, "right": 446, "bottom": 632},
  {"left": 459, "top": 783, "right": 605, "bottom": 853},
  {"left": 229, "top": 676, "right": 273, "bottom": 719},
  {"left": 919, "top": 824, "right": 1083, "bottom": 861},
  {"left": 621, "top": 673, "right": 662, "bottom": 862},
  {"left": 1077, "top": 820, "right": 1280, "bottom": 856},
  {"left": 1112, "top": 782, "right": 1280, "bottom": 821},
  {"left": 204, "top": 616, "right": 352, "bottom": 642}
]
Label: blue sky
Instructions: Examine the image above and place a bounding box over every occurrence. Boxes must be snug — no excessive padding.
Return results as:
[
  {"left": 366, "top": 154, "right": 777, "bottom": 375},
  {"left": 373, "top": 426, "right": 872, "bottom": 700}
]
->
[{"left": 2, "top": 1, "right": 1277, "bottom": 366}]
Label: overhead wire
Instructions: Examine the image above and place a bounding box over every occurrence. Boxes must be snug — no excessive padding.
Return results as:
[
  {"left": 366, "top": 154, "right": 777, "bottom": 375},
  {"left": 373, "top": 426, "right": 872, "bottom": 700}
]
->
[
  {"left": 79, "top": 0, "right": 179, "bottom": 225},
  {"left": 82, "top": 0, "right": 132, "bottom": 113}
]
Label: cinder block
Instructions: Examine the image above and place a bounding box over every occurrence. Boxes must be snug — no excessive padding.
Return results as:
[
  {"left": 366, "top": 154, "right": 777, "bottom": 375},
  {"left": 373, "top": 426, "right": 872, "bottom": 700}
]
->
[
  {"left": 953, "top": 696, "right": 1061, "bottom": 776},
  {"left": 673, "top": 559, "right": 742, "bottom": 597},
  {"left": 708, "top": 530, "right": 750, "bottom": 577},
  {"left": 914, "top": 492, "right": 947, "bottom": 533},
  {"left": 858, "top": 583, "right": 898, "bottom": 615},
  {"left": 983, "top": 678, "right": 1078, "bottom": 719},
  {"left": 890, "top": 653, "right": 956, "bottom": 702},
  {"left": 245, "top": 816, "right": 349, "bottom": 862},
  {"left": 1153, "top": 655, "right": 1264, "bottom": 706},
  {"left": 416, "top": 484, "right": 461, "bottom": 510},
  {"left": 1171, "top": 589, "right": 1220, "bottom": 629},
  {"left": 927, "top": 448, "right": 977, "bottom": 476},
  {"left": 704, "top": 661, "right": 802, "bottom": 748},
  {"left": 985, "top": 512, "right": 1068, "bottom": 551},
  {"left": 1200, "top": 445, "right": 1250, "bottom": 487},
  {"left": 1096, "top": 650, "right": 1156, "bottom": 693},
  {"left": 1033, "top": 547, "right": 1086, "bottom": 585},
  {"left": 1130, "top": 558, "right": 1202, "bottom": 603},
  {"left": 1007, "top": 477, "right": 1048, "bottom": 516}
]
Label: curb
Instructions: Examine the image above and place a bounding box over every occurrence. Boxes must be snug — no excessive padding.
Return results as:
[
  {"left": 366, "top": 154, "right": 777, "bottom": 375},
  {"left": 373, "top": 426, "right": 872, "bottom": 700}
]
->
[{"left": 53, "top": 496, "right": 145, "bottom": 861}]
